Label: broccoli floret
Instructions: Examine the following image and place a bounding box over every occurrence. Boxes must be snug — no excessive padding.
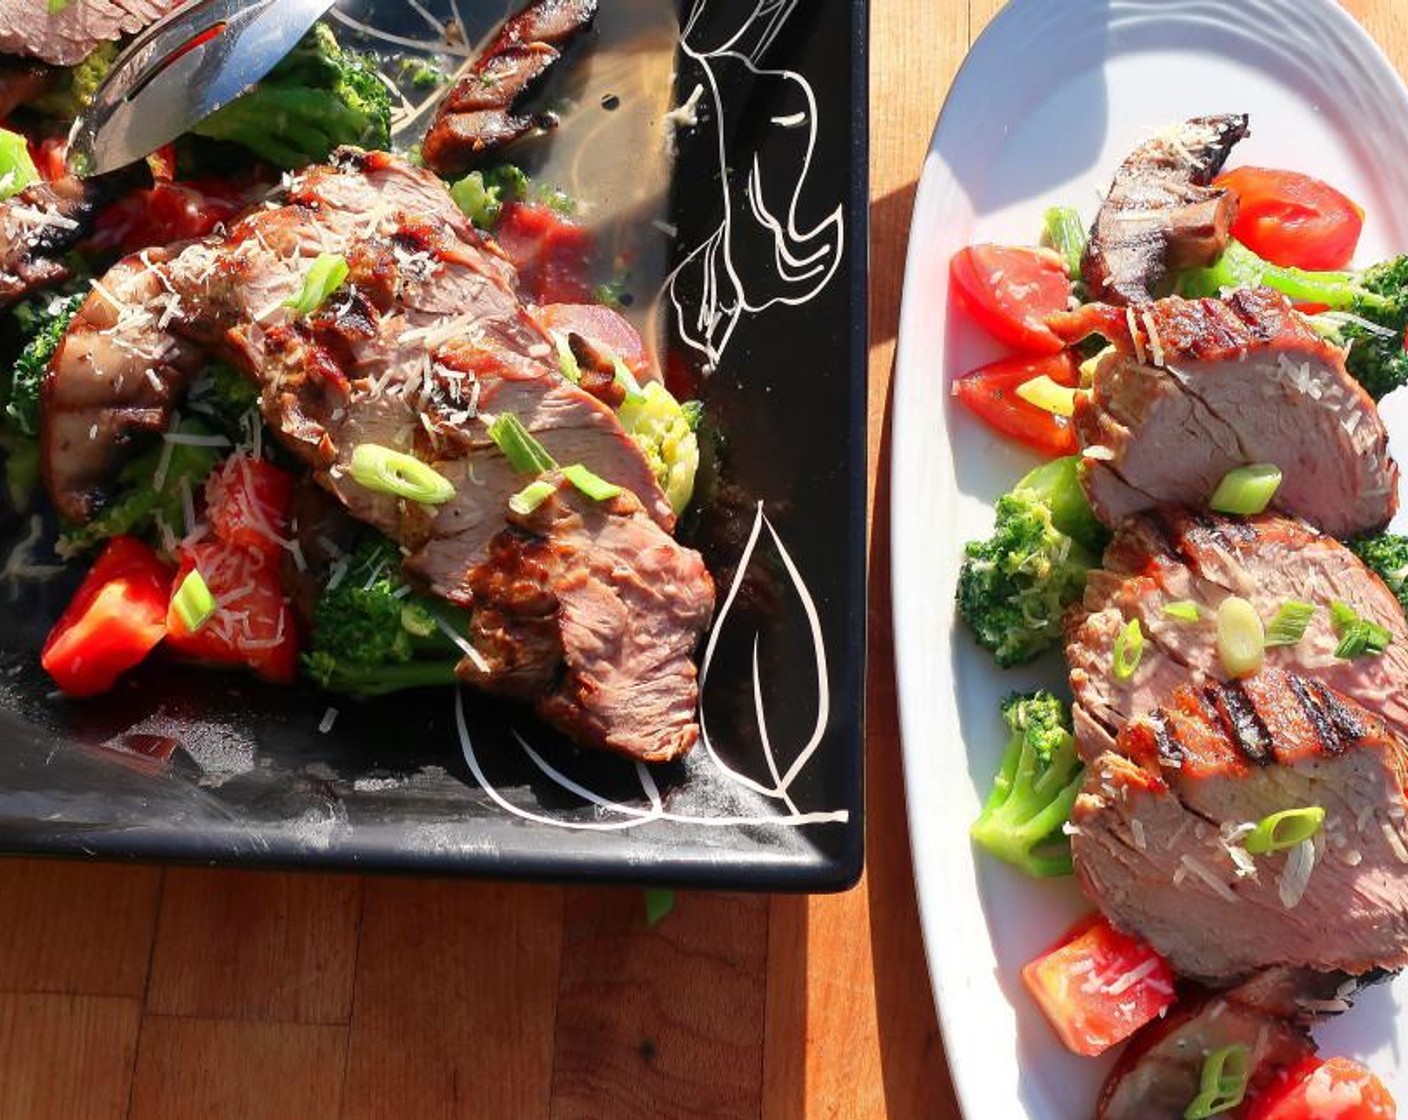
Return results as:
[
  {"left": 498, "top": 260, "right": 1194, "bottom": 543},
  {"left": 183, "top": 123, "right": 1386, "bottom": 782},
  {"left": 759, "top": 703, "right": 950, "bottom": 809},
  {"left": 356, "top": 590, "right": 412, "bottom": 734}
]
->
[
  {"left": 1349, "top": 533, "right": 1408, "bottom": 616},
  {"left": 5, "top": 291, "right": 83, "bottom": 437},
  {"left": 57, "top": 419, "right": 223, "bottom": 557},
  {"left": 617, "top": 381, "right": 700, "bottom": 516},
  {"left": 450, "top": 164, "right": 531, "bottom": 230},
  {"left": 1178, "top": 240, "right": 1408, "bottom": 400},
  {"left": 193, "top": 23, "right": 391, "bottom": 169},
  {"left": 303, "top": 533, "right": 466, "bottom": 697},
  {"left": 970, "top": 691, "right": 1084, "bottom": 877},
  {"left": 187, "top": 362, "right": 260, "bottom": 441},
  {"left": 32, "top": 42, "right": 118, "bottom": 119},
  {"left": 957, "top": 455, "right": 1106, "bottom": 668},
  {"left": 395, "top": 57, "right": 446, "bottom": 90}
]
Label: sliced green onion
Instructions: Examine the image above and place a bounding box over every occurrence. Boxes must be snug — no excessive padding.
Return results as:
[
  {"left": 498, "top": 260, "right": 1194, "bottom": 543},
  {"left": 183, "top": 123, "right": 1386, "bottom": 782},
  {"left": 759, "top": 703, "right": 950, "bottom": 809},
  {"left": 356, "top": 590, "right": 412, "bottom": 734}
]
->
[
  {"left": 1183, "top": 1045, "right": 1250, "bottom": 1119},
  {"left": 644, "top": 888, "right": 675, "bottom": 928},
  {"left": 284, "top": 253, "right": 349, "bottom": 316},
  {"left": 1217, "top": 596, "right": 1265, "bottom": 678},
  {"left": 612, "top": 356, "right": 646, "bottom": 403},
  {"left": 399, "top": 603, "right": 437, "bottom": 638},
  {"left": 1265, "top": 600, "right": 1315, "bottom": 647},
  {"left": 1163, "top": 601, "right": 1201, "bottom": 623},
  {"left": 1079, "top": 344, "right": 1116, "bottom": 384},
  {"left": 172, "top": 568, "right": 217, "bottom": 633},
  {"left": 0, "top": 129, "right": 39, "bottom": 202},
  {"left": 349, "top": 444, "right": 455, "bottom": 505},
  {"left": 1015, "top": 375, "right": 1077, "bottom": 417},
  {"left": 1043, "top": 206, "right": 1088, "bottom": 279},
  {"left": 487, "top": 413, "right": 557, "bottom": 474},
  {"left": 509, "top": 478, "right": 558, "bottom": 516},
  {"left": 47, "top": 0, "right": 71, "bottom": 13},
  {"left": 1330, "top": 599, "right": 1392, "bottom": 660},
  {"left": 1208, "top": 463, "right": 1282, "bottom": 516},
  {"left": 1112, "top": 617, "right": 1144, "bottom": 680},
  {"left": 562, "top": 463, "right": 622, "bottom": 502},
  {"left": 553, "top": 332, "right": 581, "bottom": 384},
  {"left": 1244, "top": 807, "right": 1325, "bottom": 856}
]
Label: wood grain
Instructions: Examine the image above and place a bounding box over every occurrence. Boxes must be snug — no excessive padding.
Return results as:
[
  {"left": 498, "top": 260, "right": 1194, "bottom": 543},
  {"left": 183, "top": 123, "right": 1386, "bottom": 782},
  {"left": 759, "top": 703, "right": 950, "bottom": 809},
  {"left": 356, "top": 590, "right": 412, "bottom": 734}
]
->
[
  {"left": 129, "top": 1018, "right": 346, "bottom": 1120},
  {"left": 146, "top": 870, "right": 361, "bottom": 1024},
  {"left": 0, "top": 2, "right": 1403, "bottom": 1117}
]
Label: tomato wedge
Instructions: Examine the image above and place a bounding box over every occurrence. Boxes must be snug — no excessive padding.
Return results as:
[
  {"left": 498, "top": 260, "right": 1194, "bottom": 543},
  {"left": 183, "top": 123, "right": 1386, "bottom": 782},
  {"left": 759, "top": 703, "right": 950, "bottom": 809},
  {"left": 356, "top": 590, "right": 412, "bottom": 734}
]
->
[
  {"left": 952, "top": 351, "right": 1080, "bottom": 457},
  {"left": 1246, "top": 1057, "right": 1396, "bottom": 1120},
  {"left": 1022, "top": 914, "right": 1176, "bottom": 1057},
  {"left": 494, "top": 201, "right": 595, "bottom": 305},
  {"left": 205, "top": 456, "right": 295, "bottom": 560},
  {"left": 1213, "top": 167, "right": 1365, "bottom": 271},
  {"left": 41, "top": 537, "right": 173, "bottom": 697},
  {"left": 950, "top": 244, "right": 1072, "bottom": 354},
  {"left": 166, "top": 542, "right": 299, "bottom": 684}
]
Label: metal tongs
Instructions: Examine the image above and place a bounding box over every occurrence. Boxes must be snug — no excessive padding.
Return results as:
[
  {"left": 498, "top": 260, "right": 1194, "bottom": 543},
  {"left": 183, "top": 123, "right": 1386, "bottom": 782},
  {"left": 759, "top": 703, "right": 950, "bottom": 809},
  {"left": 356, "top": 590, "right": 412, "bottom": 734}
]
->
[{"left": 67, "top": 0, "right": 338, "bottom": 178}]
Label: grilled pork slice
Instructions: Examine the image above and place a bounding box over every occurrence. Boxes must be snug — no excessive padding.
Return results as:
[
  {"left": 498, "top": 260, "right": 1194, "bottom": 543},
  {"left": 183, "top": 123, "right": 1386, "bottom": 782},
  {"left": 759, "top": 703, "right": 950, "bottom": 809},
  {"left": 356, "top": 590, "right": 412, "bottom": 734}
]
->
[
  {"left": 0, "top": 0, "right": 181, "bottom": 66},
  {"left": 1072, "top": 669, "right": 1408, "bottom": 982},
  {"left": 43, "top": 250, "right": 203, "bottom": 523},
  {"left": 460, "top": 475, "right": 713, "bottom": 761},
  {"left": 1083, "top": 115, "right": 1248, "bottom": 305},
  {"left": 1097, "top": 967, "right": 1374, "bottom": 1120},
  {"left": 59, "top": 148, "right": 712, "bottom": 762},
  {"left": 1054, "top": 288, "right": 1398, "bottom": 537},
  {"left": 1066, "top": 509, "right": 1408, "bottom": 760},
  {"left": 422, "top": 0, "right": 599, "bottom": 177}
]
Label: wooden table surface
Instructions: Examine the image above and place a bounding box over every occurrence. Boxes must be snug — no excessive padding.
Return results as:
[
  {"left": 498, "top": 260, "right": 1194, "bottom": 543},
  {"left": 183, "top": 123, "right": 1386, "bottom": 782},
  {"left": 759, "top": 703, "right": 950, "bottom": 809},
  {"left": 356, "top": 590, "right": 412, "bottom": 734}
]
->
[{"left": 3, "top": 2, "right": 1406, "bottom": 1117}]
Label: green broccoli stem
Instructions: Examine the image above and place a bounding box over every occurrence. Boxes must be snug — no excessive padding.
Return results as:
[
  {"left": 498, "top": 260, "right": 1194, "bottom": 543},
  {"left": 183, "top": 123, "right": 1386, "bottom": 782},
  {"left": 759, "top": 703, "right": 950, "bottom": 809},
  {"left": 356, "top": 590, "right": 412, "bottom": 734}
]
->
[
  {"left": 1179, "top": 239, "right": 1385, "bottom": 312},
  {"left": 307, "top": 657, "right": 461, "bottom": 698}
]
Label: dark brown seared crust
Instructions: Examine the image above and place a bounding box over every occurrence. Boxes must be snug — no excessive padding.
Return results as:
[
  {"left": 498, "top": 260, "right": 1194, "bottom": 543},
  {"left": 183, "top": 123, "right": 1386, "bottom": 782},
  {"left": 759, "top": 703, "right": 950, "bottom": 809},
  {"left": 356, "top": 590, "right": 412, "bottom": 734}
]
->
[
  {"left": 1096, "top": 967, "right": 1369, "bottom": 1120},
  {"left": 1082, "top": 114, "right": 1249, "bottom": 305},
  {"left": 0, "top": 174, "right": 123, "bottom": 309},
  {"left": 1120, "top": 670, "right": 1389, "bottom": 778},
  {"left": 422, "top": 0, "right": 599, "bottom": 177}
]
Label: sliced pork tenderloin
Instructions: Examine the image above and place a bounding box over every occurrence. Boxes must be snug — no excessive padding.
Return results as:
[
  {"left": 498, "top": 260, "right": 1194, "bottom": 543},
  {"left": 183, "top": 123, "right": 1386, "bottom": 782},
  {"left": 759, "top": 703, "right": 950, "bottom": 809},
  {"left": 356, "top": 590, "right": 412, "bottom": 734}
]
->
[
  {"left": 42, "top": 249, "right": 203, "bottom": 523},
  {"left": 1066, "top": 509, "right": 1408, "bottom": 760},
  {"left": 1097, "top": 967, "right": 1378, "bottom": 1120},
  {"left": 46, "top": 148, "right": 713, "bottom": 762},
  {"left": 1082, "top": 115, "right": 1248, "bottom": 305},
  {"left": 459, "top": 474, "right": 713, "bottom": 762},
  {"left": 0, "top": 0, "right": 182, "bottom": 66},
  {"left": 421, "top": 0, "right": 600, "bottom": 177},
  {"left": 1053, "top": 287, "right": 1398, "bottom": 537},
  {"left": 1072, "top": 669, "right": 1408, "bottom": 983}
]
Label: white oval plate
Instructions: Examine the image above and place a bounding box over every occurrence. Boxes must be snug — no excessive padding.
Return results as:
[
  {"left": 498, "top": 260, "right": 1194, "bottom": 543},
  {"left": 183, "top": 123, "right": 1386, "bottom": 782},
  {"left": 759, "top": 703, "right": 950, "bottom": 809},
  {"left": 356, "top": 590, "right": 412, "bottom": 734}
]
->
[{"left": 892, "top": 1, "right": 1408, "bottom": 1117}]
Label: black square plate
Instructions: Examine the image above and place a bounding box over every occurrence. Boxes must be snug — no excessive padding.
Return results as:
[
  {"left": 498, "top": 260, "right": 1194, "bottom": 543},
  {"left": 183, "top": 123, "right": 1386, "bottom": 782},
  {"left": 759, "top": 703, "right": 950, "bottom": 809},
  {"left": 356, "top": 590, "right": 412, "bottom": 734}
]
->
[{"left": 0, "top": 0, "right": 868, "bottom": 890}]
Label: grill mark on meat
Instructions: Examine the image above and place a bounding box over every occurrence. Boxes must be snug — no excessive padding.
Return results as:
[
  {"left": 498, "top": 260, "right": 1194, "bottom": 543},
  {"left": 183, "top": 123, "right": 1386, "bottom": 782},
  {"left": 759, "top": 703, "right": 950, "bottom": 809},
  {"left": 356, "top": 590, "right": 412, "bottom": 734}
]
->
[
  {"left": 1148, "top": 710, "right": 1185, "bottom": 769},
  {"left": 1207, "top": 680, "right": 1273, "bottom": 764},
  {"left": 1286, "top": 672, "right": 1346, "bottom": 755},
  {"left": 422, "top": 0, "right": 600, "bottom": 177},
  {"left": 1306, "top": 677, "right": 1366, "bottom": 747}
]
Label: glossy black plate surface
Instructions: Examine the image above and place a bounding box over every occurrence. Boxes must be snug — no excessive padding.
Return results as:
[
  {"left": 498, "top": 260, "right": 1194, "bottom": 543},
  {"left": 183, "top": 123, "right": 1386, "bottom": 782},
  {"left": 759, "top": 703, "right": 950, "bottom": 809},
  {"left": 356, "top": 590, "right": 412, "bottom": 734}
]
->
[{"left": 0, "top": 0, "right": 868, "bottom": 889}]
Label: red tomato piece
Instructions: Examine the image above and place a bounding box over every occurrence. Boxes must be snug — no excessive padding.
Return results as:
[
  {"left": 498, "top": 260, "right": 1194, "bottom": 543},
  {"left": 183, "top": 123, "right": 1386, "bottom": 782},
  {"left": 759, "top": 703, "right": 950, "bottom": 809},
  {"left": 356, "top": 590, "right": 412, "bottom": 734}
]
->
[
  {"left": 950, "top": 244, "right": 1072, "bottom": 354},
  {"left": 536, "top": 302, "right": 652, "bottom": 380},
  {"left": 1247, "top": 1057, "right": 1397, "bottom": 1120},
  {"left": 166, "top": 541, "right": 299, "bottom": 684},
  {"left": 90, "top": 179, "right": 244, "bottom": 255},
  {"left": 1214, "top": 167, "right": 1365, "bottom": 271},
  {"left": 41, "top": 537, "right": 173, "bottom": 697},
  {"left": 951, "top": 351, "right": 1080, "bottom": 457},
  {"left": 205, "top": 456, "right": 295, "bottom": 558},
  {"left": 1022, "top": 914, "right": 1177, "bottom": 1057},
  {"left": 494, "top": 201, "right": 595, "bottom": 304}
]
